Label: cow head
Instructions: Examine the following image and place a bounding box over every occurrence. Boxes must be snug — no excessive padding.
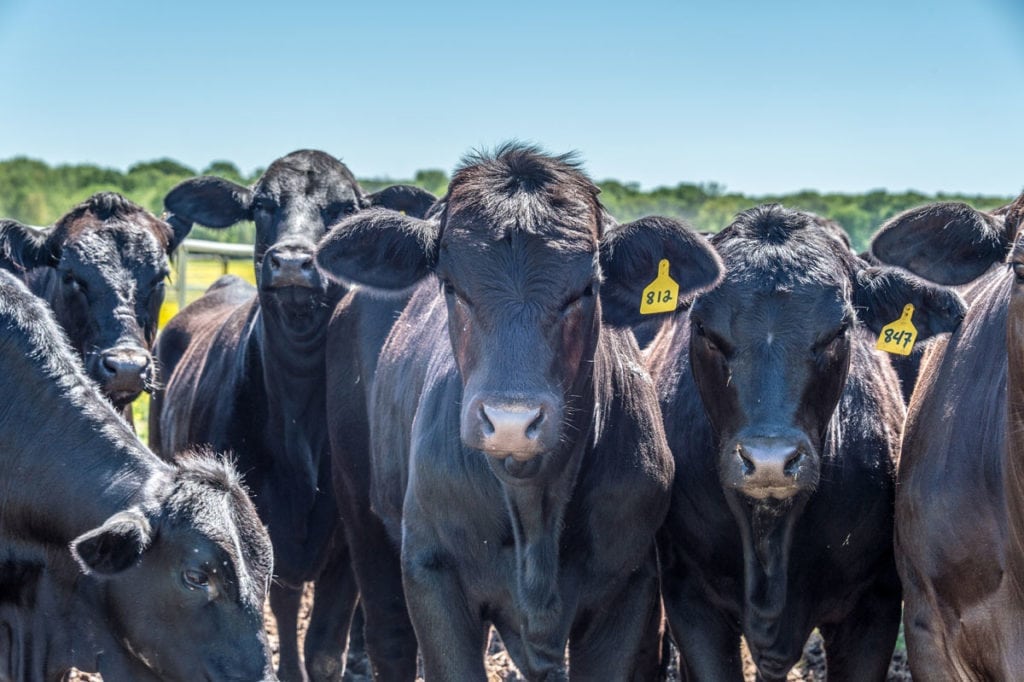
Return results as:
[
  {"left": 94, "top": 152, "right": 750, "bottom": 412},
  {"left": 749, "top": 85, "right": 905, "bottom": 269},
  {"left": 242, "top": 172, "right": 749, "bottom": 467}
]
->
[
  {"left": 70, "top": 457, "right": 276, "bottom": 681},
  {"left": 317, "top": 144, "right": 721, "bottom": 482},
  {"left": 690, "top": 205, "right": 965, "bottom": 503},
  {"left": 0, "top": 193, "right": 189, "bottom": 410},
  {"left": 164, "top": 149, "right": 436, "bottom": 328}
]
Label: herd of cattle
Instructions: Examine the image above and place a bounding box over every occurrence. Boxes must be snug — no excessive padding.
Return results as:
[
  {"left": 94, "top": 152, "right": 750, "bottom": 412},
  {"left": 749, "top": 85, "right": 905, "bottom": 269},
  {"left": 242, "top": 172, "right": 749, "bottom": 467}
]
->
[{"left": 0, "top": 144, "right": 1020, "bottom": 681}]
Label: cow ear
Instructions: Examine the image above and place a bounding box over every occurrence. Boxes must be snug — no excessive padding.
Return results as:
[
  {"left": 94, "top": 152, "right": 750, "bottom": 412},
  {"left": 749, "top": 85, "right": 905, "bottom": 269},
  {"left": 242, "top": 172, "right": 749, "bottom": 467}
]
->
[
  {"left": 316, "top": 208, "right": 439, "bottom": 290},
  {"left": 853, "top": 266, "right": 967, "bottom": 340},
  {"left": 599, "top": 216, "right": 723, "bottom": 327},
  {"left": 70, "top": 510, "right": 152, "bottom": 576},
  {"left": 0, "top": 220, "right": 57, "bottom": 271},
  {"left": 364, "top": 185, "right": 438, "bottom": 219},
  {"left": 164, "top": 176, "right": 254, "bottom": 230},
  {"left": 870, "top": 202, "right": 1008, "bottom": 285}
]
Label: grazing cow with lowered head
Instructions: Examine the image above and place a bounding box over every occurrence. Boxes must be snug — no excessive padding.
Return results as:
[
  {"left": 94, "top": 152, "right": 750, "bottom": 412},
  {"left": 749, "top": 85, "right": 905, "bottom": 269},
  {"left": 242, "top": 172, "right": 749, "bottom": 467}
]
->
[
  {"left": 152, "top": 149, "right": 435, "bottom": 682},
  {"left": 646, "top": 204, "right": 966, "bottom": 680},
  {"left": 315, "top": 145, "right": 722, "bottom": 679},
  {"left": 0, "top": 193, "right": 206, "bottom": 419},
  {"left": 868, "top": 193, "right": 1024, "bottom": 678},
  {"left": 0, "top": 269, "right": 275, "bottom": 681}
]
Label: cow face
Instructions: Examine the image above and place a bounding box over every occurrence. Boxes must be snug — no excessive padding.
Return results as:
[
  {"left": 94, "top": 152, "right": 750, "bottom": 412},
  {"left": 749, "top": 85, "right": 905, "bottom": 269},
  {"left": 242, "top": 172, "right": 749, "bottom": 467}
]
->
[
  {"left": 164, "top": 150, "right": 437, "bottom": 327},
  {"left": 317, "top": 145, "right": 721, "bottom": 481},
  {"left": 70, "top": 460, "right": 275, "bottom": 682},
  {"left": 690, "top": 205, "right": 965, "bottom": 503},
  {"left": 0, "top": 194, "right": 182, "bottom": 410}
]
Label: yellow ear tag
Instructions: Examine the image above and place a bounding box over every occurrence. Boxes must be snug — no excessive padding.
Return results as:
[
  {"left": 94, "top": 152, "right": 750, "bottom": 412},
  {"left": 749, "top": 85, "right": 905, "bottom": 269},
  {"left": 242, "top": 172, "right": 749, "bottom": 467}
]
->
[
  {"left": 876, "top": 304, "right": 917, "bottom": 356},
  {"left": 640, "top": 259, "right": 680, "bottom": 315}
]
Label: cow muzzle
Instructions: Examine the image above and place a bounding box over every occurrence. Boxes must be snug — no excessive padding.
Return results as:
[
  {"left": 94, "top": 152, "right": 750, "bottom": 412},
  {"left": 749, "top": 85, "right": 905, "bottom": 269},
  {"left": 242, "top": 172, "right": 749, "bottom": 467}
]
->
[
  {"left": 262, "top": 243, "right": 319, "bottom": 290},
  {"left": 461, "top": 393, "right": 561, "bottom": 465},
  {"left": 721, "top": 433, "right": 819, "bottom": 500},
  {"left": 95, "top": 345, "right": 151, "bottom": 404}
]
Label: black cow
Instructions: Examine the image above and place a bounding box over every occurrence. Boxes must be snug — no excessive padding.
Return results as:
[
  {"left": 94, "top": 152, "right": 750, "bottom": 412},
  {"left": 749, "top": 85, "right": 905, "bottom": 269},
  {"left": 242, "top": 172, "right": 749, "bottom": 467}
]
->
[
  {"left": 153, "top": 149, "right": 435, "bottom": 682},
  {"left": 0, "top": 192, "right": 201, "bottom": 418},
  {"left": 316, "top": 145, "right": 722, "bottom": 680},
  {"left": 868, "top": 193, "right": 1024, "bottom": 678},
  {"left": 0, "top": 269, "right": 275, "bottom": 681},
  {"left": 646, "top": 205, "right": 966, "bottom": 680}
]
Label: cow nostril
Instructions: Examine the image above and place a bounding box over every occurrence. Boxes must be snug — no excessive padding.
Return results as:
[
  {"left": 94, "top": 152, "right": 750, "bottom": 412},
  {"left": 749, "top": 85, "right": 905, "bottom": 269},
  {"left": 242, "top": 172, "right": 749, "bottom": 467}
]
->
[
  {"left": 524, "top": 408, "right": 545, "bottom": 440},
  {"left": 783, "top": 448, "right": 804, "bottom": 477},
  {"left": 738, "top": 445, "right": 755, "bottom": 476},
  {"left": 478, "top": 404, "right": 495, "bottom": 436},
  {"left": 299, "top": 256, "right": 313, "bottom": 270},
  {"left": 270, "top": 254, "right": 281, "bottom": 269}
]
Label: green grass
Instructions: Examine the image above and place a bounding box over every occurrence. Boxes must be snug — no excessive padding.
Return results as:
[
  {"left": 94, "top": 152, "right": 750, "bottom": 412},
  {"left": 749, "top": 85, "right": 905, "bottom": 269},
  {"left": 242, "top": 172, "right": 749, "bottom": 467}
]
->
[{"left": 133, "top": 256, "right": 257, "bottom": 445}]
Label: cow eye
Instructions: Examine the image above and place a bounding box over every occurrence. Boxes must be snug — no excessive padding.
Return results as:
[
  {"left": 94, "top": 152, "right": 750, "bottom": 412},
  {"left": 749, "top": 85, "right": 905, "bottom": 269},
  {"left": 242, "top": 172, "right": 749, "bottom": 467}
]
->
[
  {"left": 562, "top": 283, "right": 595, "bottom": 314},
  {"left": 440, "top": 279, "right": 472, "bottom": 308},
  {"left": 150, "top": 281, "right": 166, "bottom": 304},
  {"left": 183, "top": 568, "right": 209, "bottom": 590},
  {"left": 62, "top": 272, "right": 86, "bottom": 294},
  {"left": 813, "top": 324, "right": 848, "bottom": 354},
  {"left": 254, "top": 198, "right": 276, "bottom": 214},
  {"left": 1013, "top": 261, "right": 1024, "bottom": 282},
  {"left": 694, "top": 320, "right": 732, "bottom": 357}
]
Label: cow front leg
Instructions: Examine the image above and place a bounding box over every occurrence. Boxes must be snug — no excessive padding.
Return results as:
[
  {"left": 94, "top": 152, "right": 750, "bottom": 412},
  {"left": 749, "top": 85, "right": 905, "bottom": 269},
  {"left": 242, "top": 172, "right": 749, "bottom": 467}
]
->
[
  {"left": 270, "top": 582, "right": 307, "bottom": 682},
  {"left": 343, "top": 510, "right": 417, "bottom": 681},
  {"left": 402, "top": 542, "right": 487, "bottom": 681},
  {"left": 819, "top": 569, "right": 901, "bottom": 682},
  {"left": 569, "top": 557, "right": 663, "bottom": 681},
  {"left": 304, "top": 544, "right": 359, "bottom": 682},
  {"left": 661, "top": 569, "right": 743, "bottom": 681}
]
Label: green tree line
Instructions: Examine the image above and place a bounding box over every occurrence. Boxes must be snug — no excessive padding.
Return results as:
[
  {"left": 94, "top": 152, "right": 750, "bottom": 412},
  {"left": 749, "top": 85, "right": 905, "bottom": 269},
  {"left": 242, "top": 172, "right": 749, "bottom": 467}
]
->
[{"left": 0, "top": 156, "right": 1013, "bottom": 251}]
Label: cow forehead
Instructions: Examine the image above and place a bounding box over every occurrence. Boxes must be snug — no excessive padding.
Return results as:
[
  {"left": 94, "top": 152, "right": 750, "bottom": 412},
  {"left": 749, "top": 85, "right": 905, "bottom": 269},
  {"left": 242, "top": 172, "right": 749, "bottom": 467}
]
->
[
  {"left": 61, "top": 227, "right": 167, "bottom": 274},
  {"left": 696, "top": 281, "right": 850, "bottom": 334},
  {"left": 256, "top": 160, "right": 360, "bottom": 204},
  {"left": 715, "top": 232, "right": 852, "bottom": 292},
  {"left": 439, "top": 227, "right": 596, "bottom": 293}
]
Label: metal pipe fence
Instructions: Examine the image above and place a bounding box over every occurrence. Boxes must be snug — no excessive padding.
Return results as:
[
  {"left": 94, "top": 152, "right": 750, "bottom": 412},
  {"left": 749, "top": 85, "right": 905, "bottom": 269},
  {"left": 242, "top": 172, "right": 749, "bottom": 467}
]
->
[{"left": 171, "top": 238, "right": 255, "bottom": 309}]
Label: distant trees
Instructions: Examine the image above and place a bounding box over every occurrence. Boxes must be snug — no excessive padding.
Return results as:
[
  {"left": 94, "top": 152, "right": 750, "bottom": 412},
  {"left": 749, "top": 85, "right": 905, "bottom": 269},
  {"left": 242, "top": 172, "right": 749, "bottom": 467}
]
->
[{"left": 0, "top": 156, "right": 1012, "bottom": 251}]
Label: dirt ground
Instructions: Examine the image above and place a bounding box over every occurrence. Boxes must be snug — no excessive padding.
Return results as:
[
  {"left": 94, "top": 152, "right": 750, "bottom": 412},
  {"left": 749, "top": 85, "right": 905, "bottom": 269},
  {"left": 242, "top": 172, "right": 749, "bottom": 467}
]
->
[{"left": 67, "top": 585, "right": 912, "bottom": 680}]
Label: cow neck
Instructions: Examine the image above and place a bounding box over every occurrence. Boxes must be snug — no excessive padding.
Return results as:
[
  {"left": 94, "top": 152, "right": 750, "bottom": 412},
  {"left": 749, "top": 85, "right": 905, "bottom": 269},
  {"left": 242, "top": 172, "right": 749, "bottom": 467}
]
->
[
  {"left": 499, "top": 349, "right": 598, "bottom": 668},
  {"left": 726, "top": 491, "right": 806, "bottom": 642},
  {"left": 0, "top": 336, "right": 169, "bottom": 545},
  {"left": 251, "top": 295, "right": 331, "bottom": 539},
  {"left": 1003, "top": 271, "right": 1024, "bottom": 595}
]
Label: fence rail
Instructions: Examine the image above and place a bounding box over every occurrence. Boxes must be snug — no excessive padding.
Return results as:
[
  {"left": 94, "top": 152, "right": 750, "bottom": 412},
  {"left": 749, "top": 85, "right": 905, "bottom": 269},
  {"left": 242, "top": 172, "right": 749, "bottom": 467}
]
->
[{"left": 172, "top": 238, "right": 255, "bottom": 309}]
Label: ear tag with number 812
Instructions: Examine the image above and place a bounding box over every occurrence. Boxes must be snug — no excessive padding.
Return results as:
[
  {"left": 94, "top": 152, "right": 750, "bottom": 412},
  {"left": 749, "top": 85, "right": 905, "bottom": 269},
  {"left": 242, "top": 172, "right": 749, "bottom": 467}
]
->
[
  {"left": 640, "top": 259, "right": 680, "bottom": 315},
  {"left": 876, "top": 304, "right": 917, "bottom": 356}
]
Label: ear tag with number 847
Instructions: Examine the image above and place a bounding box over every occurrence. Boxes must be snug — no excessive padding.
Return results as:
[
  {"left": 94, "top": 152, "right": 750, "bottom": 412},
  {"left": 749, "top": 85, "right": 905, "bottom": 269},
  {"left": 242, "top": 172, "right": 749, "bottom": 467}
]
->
[
  {"left": 640, "top": 259, "right": 680, "bottom": 315},
  {"left": 876, "top": 304, "right": 917, "bottom": 356}
]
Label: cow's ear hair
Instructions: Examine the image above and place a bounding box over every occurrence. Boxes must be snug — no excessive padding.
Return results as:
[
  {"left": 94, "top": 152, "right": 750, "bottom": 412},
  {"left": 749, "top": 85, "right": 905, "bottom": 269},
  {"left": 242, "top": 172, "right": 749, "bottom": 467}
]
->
[
  {"left": 316, "top": 208, "right": 439, "bottom": 290},
  {"left": 164, "top": 176, "right": 254, "bottom": 230},
  {"left": 364, "top": 185, "right": 438, "bottom": 219},
  {"left": 70, "top": 510, "right": 153, "bottom": 576},
  {"left": 599, "top": 216, "right": 723, "bottom": 327},
  {"left": 0, "top": 220, "right": 57, "bottom": 271},
  {"left": 853, "top": 266, "right": 967, "bottom": 340},
  {"left": 870, "top": 202, "right": 1008, "bottom": 285}
]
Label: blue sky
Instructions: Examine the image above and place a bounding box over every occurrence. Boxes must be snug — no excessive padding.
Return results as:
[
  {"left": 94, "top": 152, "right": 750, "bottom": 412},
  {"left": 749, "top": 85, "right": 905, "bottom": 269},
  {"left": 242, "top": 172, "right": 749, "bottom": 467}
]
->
[{"left": 1, "top": 0, "right": 1021, "bottom": 195}]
